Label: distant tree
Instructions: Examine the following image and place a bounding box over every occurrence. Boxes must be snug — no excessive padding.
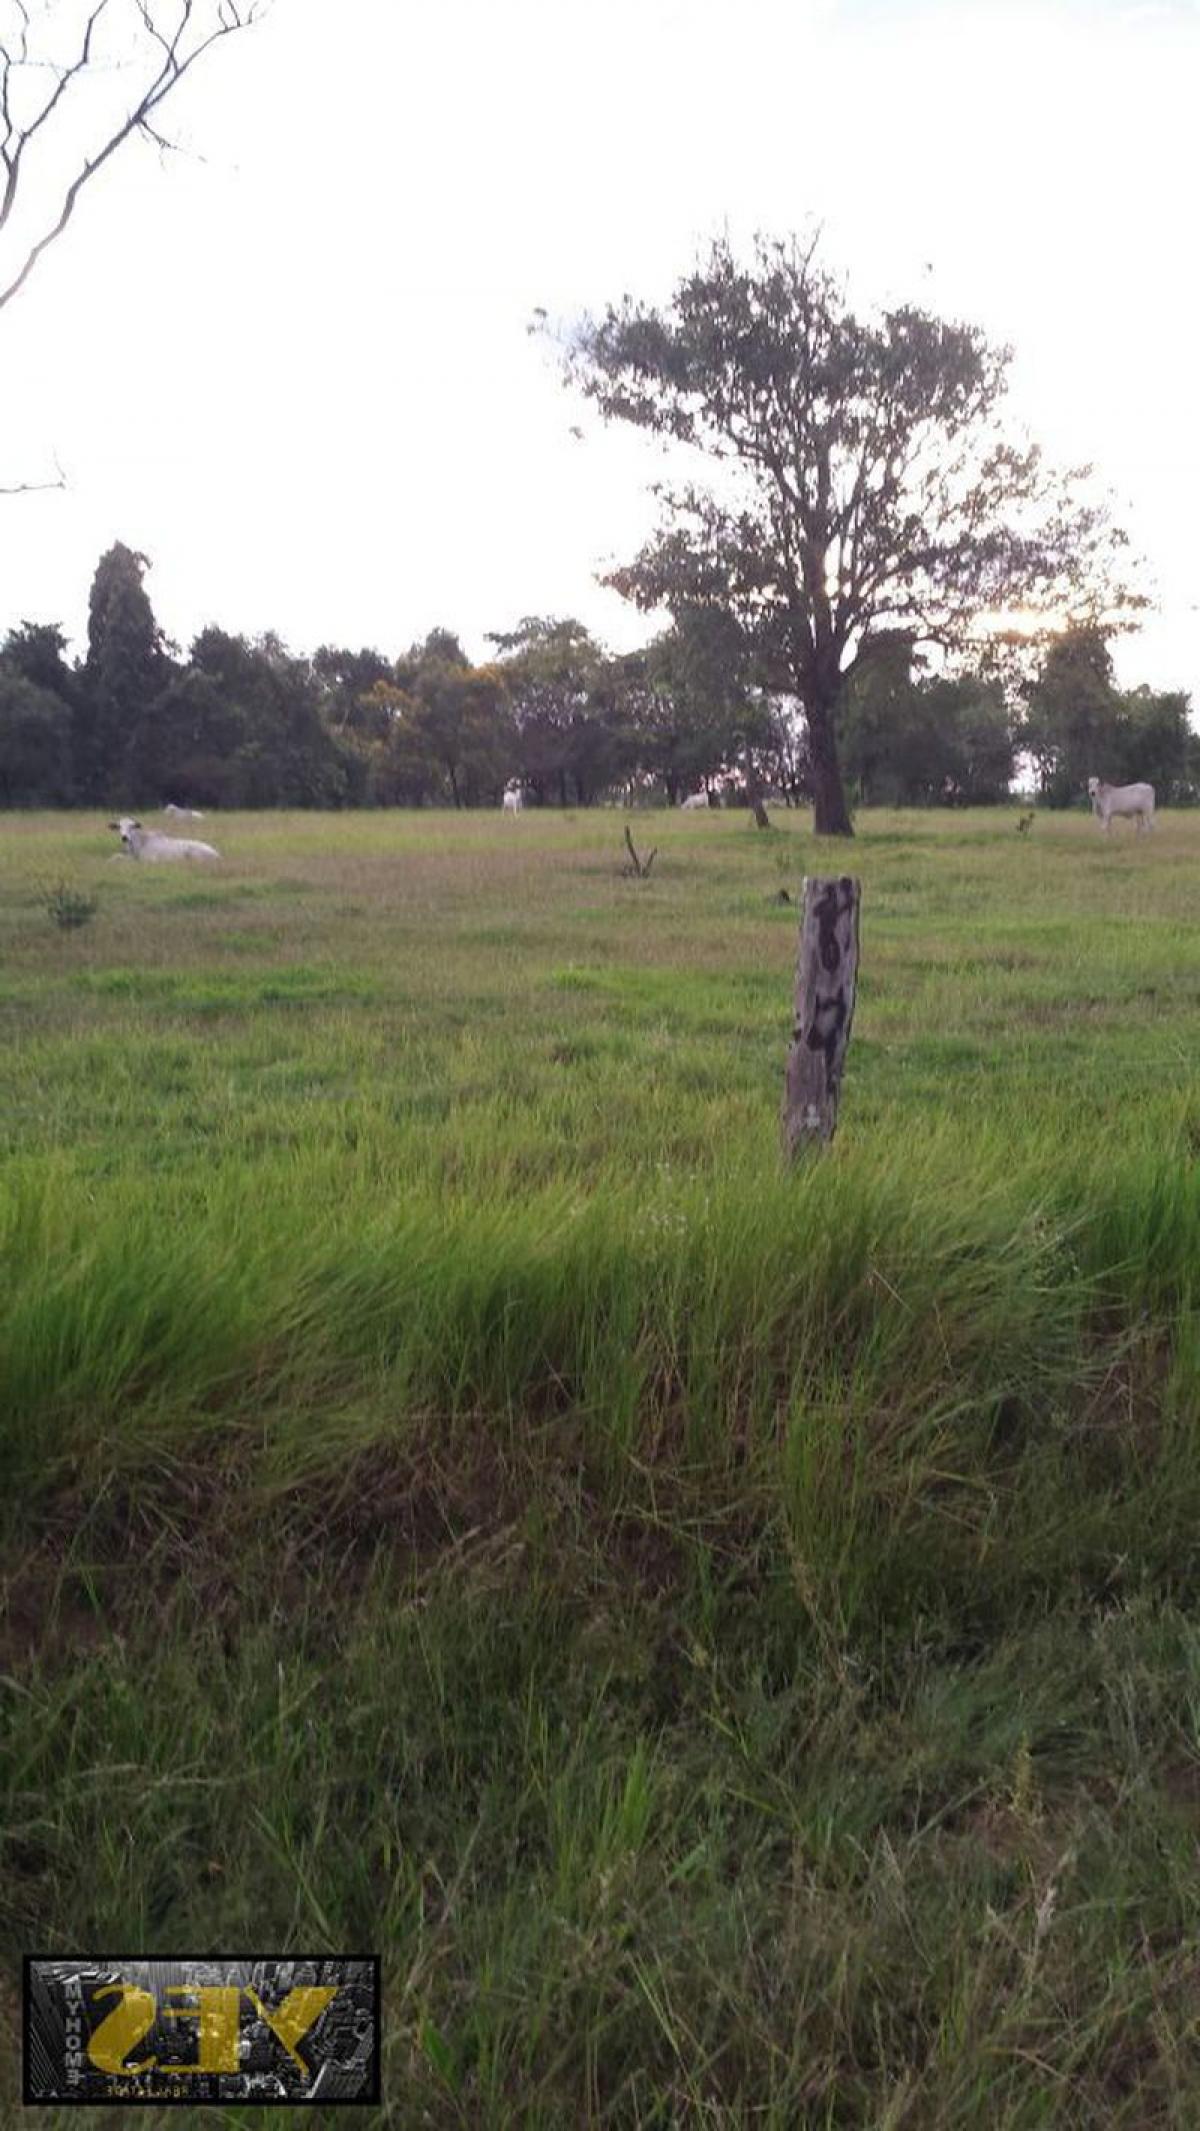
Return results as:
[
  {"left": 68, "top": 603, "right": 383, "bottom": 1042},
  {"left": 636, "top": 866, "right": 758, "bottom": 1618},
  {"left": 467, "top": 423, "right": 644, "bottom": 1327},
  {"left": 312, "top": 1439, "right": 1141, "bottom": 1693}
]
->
[
  {"left": 838, "top": 637, "right": 917, "bottom": 806},
  {"left": 319, "top": 675, "right": 411, "bottom": 804},
  {"left": 395, "top": 628, "right": 472, "bottom": 688},
  {"left": 313, "top": 645, "right": 395, "bottom": 733},
  {"left": 86, "top": 543, "right": 167, "bottom": 690},
  {"left": 487, "top": 617, "right": 604, "bottom": 806},
  {"left": 608, "top": 643, "right": 713, "bottom": 806},
  {"left": 0, "top": 671, "right": 74, "bottom": 802},
  {"left": 558, "top": 233, "right": 1144, "bottom": 834},
  {"left": 637, "top": 608, "right": 756, "bottom": 804},
  {"left": 727, "top": 699, "right": 776, "bottom": 827},
  {"left": 755, "top": 695, "right": 812, "bottom": 809},
  {"left": 556, "top": 661, "right": 632, "bottom": 804},
  {"left": 1113, "top": 685, "right": 1192, "bottom": 803},
  {"left": 406, "top": 658, "right": 514, "bottom": 807},
  {"left": 380, "top": 687, "right": 442, "bottom": 806},
  {"left": 189, "top": 626, "right": 353, "bottom": 806},
  {"left": 389, "top": 630, "right": 513, "bottom": 805},
  {"left": 126, "top": 668, "right": 248, "bottom": 807},
  {"left": 77, "top": 542, "right": 171, "bottom": 799},
  {"left": 941, "top": 680, "right": 1016, "bottom": 804},
  {"left": 1022, "top": 626, "right": 1122, "bottom": 807},
  {"left": 0, "top": 619, "right": 81, "bottom": 794},
  {"left": 842, "top": 646, "right": 1015, "bottom": 805},
  {"left": 902, "top": 678, "right": 1014, "bottom": 805},
  {"left": 2, "top": 619, "right": 74, "bottom": 694}
]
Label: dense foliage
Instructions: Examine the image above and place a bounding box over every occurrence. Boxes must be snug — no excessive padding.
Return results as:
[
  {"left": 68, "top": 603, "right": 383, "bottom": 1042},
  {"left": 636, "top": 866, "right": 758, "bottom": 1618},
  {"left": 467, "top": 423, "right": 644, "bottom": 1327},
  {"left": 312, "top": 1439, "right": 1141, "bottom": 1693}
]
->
[{"left": 0, "top": 544, "right": 1193, "bottom": 809}]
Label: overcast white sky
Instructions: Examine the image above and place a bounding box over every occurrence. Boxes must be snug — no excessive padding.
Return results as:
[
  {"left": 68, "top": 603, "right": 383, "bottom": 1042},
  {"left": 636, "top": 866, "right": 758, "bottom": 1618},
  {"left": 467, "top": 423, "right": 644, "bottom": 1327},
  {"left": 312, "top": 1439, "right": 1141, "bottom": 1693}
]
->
[{"left": 1, "top": 0, "right": 1197, "bottom": 699}]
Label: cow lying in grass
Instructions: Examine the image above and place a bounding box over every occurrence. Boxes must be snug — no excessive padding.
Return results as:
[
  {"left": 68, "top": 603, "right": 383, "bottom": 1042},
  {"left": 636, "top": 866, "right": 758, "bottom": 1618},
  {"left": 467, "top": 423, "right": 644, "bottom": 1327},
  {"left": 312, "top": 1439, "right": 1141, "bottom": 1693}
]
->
[
  {"left": 164, "top": 802, "right": 205, "bottom": 820},
  {"left": 1087, "top": 778, "right": 1155, "bottom": 833},
  {"left": 109, "top": 816, "right": 221, "bottom": 861}
]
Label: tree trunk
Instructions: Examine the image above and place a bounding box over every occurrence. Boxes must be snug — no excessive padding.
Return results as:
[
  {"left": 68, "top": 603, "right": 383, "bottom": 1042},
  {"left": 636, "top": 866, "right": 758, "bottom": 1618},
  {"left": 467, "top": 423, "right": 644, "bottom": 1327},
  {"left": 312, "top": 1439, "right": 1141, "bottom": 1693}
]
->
[
  {"left": 781, "top": 875, "right": 860, "bottom": 1158},
  {"left": 739, "top": 742, "right": 771, "bottom": 828},
  {"left": 806, "top": 698, "right": 854, "bottom": 836}
]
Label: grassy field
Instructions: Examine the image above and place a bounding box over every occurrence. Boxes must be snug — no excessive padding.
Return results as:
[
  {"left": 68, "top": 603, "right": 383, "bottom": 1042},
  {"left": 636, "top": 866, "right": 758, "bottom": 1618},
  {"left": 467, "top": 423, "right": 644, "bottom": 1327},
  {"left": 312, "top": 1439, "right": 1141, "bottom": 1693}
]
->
[{"left": 3, "top": 804, "right": 1200, "bottom": 2125}]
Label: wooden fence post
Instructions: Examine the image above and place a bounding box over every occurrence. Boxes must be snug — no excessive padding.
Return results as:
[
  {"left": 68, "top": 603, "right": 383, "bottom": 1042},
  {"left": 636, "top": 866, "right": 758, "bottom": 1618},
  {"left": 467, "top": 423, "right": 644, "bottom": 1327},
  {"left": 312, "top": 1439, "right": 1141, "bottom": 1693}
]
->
[{"left": 781, "top": 875, "right": 861, "bottom": 1158}]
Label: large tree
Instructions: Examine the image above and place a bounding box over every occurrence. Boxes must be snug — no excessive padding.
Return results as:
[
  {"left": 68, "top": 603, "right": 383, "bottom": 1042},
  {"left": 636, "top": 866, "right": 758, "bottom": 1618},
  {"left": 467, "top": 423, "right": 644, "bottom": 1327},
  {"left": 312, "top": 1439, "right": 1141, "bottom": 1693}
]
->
[{"left": 559, "top": 234, "right": 1144, "bottom": 835}]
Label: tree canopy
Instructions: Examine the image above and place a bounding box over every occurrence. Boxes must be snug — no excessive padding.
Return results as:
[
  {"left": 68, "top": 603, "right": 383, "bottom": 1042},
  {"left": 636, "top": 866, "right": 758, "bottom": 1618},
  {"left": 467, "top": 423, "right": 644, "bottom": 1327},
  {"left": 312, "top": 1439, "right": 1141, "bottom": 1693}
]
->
[{"left": 558, "top": 233, "right": 1146, "bottom": 833}]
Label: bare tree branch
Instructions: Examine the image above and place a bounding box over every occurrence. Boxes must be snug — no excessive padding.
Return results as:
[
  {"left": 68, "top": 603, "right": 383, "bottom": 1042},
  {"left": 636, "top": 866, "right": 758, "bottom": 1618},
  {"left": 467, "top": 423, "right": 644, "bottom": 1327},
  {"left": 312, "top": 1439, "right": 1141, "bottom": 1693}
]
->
[
  {"left": 0, "top": 452, "right": 67, "bottom": 494},
  {"left": 0, "top": 3, "right": 111, "bottom": 235},
  {"left": 621, "top": 824, "right": 657, "bottom": 877},
  {"left": 0, "top": 0, "right": 265, "bottom": 313}
]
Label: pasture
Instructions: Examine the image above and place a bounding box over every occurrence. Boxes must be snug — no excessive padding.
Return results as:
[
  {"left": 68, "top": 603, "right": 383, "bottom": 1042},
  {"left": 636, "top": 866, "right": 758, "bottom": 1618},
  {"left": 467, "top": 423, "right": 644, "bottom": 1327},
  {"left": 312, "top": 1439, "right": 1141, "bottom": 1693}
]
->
[{"left": 3, "top": 805, "right": 1200, "bottom": 2125}]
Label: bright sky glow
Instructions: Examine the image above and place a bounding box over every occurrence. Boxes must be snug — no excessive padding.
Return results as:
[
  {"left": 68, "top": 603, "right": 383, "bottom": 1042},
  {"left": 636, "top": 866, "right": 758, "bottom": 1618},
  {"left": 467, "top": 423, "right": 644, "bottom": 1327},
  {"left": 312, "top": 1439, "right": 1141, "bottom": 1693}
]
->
[{"left": 1, "top": 0, "right": 1196, "bottom": 702}]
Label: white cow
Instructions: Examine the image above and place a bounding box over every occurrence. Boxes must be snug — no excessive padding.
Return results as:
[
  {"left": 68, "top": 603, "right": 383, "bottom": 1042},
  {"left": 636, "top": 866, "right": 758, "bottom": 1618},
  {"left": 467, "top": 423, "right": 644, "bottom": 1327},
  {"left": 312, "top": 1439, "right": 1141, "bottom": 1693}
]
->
[
  {"left": 110, "top": 816, "right": 221, "bottom": 861},
  {"left": 1087, "top": 777, "right": 1156, "bottom": 833},
  {"left": 502, "top": 785, "right": 524, "bottom": 815},
  {"left": 164, "top": 802, "right": 205, "bottom": 820},
  {"left": 680, "top": 792, "right": 709, "bottom": 811}
]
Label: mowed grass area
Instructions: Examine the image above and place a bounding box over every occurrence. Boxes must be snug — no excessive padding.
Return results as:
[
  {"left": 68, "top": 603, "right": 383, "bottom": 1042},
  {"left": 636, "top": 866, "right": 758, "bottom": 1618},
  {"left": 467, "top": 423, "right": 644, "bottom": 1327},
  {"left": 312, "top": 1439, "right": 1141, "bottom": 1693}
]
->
[{"left": 3, "top": 804, "right": 1200, "bottom": 2126}]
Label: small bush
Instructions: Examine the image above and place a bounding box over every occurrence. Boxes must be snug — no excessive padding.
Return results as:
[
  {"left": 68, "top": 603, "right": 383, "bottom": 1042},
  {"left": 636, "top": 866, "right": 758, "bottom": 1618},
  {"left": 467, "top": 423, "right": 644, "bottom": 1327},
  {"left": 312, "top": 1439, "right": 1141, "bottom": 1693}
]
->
[{"left": 43, "top": 880, "right": 98, "bottom": 931}]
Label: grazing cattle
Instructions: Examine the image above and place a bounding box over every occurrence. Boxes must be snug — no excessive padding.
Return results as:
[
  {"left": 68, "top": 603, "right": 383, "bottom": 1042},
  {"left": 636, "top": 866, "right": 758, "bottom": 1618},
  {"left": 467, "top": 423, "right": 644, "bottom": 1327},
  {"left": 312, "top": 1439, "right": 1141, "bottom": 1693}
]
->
[
  {"left": 1087, "top": 777, "right": 1155, "bottom": 833},
  {"left": 164, "top": 802, "right": 205, "bottom": 819},
  {"left": 502, "top": 786, "right": 524, "bottom": 814},
  {"left": 680, "top": 792, "right": 709, "bottom": 810},
  {"left": 110, "top": 816, "right": 220, "bottom": 862}
]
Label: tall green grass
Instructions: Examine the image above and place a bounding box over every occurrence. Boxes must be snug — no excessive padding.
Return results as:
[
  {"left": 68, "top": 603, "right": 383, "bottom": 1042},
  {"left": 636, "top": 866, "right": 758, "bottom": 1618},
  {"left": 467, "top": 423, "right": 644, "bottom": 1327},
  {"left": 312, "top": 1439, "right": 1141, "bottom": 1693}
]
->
[{"left": 4, "top": 808, "right": 1200, "bottom": 2123}]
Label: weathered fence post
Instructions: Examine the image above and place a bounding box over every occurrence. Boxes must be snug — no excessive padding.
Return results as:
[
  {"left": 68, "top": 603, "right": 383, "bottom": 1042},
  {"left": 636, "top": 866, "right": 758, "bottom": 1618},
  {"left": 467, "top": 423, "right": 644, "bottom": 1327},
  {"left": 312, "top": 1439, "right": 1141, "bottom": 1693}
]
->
[{"left": 781, "top": 875, "right": 861, "bottom": 1158}]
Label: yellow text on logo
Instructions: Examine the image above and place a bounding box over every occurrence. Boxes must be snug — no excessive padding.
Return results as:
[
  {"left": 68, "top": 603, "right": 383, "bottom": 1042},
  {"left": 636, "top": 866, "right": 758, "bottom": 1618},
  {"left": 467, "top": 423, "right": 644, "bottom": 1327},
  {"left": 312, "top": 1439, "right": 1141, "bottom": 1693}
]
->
[{"left": 85, "top": 1982, "right": 340, "bottom": 2078}]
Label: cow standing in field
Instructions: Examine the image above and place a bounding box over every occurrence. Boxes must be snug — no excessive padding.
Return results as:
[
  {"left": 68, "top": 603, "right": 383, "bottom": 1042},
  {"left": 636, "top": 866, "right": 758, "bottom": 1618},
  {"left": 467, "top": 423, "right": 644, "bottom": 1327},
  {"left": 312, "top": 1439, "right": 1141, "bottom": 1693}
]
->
[
  {"left": 502, "top": 785, "right": 524, "bottom": 815},
  {"left": 110, "top": 817, "right": 220, "bottom": 861},
  {"left": 1087, "top": 777, "right": 1156, "bottom": 833}
]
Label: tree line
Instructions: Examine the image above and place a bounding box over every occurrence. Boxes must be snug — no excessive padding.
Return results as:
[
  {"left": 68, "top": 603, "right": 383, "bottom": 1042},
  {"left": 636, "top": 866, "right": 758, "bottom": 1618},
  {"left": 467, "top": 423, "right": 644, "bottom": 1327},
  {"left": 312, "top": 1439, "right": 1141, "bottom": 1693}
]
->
[
  {"left": 0, "top": 541, "right": 1193, "bottom": 812},
  {"left": 5, "top": 226, "right": 1193, "bottom": 822},
  {"left": 0, "top": 3, "right": 1185, "bottom": 842}
]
